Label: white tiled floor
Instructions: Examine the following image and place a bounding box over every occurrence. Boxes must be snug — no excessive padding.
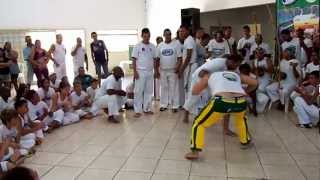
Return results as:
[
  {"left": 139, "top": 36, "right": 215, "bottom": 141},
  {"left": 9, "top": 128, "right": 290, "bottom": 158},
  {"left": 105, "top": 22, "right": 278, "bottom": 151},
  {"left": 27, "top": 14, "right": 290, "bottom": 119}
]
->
[{"left": 21, "top": 105, "right": 320, "bottom": 180}]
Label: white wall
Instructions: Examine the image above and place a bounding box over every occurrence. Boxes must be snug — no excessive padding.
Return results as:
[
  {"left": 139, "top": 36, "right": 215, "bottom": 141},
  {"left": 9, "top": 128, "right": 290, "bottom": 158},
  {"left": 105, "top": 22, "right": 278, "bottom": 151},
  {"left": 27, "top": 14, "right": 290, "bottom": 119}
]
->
[
  {"left": 146, "top": 0, "right": 275, "bottom": 40},
  {"left": 0, "top": 0, "right": 145, "bottom": 31}
]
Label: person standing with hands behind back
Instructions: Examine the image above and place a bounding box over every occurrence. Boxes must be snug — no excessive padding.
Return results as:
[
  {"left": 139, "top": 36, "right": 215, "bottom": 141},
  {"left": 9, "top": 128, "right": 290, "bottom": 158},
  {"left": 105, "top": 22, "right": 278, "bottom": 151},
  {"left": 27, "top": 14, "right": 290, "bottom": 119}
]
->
[
  {"left": 132, "top": 28, "right": 158, "bottom": 118},
  {"left": 90, "top": 32, "right": 109, "bottom": 85}
]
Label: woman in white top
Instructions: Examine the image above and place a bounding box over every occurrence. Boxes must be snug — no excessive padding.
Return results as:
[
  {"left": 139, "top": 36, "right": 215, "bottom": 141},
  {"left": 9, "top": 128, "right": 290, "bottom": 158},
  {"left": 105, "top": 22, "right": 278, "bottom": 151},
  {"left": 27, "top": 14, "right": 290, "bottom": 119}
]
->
[
  {"left": 55, "top": 82, "right": 80, "bottom": 126},
  {"left": 266, "top": 49, "right": 301, "bottom": 111},
  {"left": 252, "top": 48, "right": 273, "bottom": 113}
]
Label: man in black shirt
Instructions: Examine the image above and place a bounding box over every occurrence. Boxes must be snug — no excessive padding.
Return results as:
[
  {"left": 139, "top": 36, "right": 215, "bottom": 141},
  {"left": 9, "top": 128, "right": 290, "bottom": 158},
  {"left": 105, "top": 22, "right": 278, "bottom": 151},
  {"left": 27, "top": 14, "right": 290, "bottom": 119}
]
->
[{"left": 90, "top": 32, "right": 109, "bottom": 84}]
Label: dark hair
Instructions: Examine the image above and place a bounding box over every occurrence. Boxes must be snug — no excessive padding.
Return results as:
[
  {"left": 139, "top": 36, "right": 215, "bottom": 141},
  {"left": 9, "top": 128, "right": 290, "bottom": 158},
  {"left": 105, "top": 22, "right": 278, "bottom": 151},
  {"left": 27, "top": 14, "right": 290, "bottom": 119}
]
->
[
  {"left": 1, "top": 166, "right": 36, "bottom": 180},
  {"left": 163, "top": 28, "right": 171, "bottom": 34},
  {"left": 91, "top": 32, "right": 97, "bottom": 36},
  {"left": 14, "top": 99, "right": 28, "bottom": 110},
  {"left": 73, "top": 80, "right": 81, "bottom": 87},
  {"left": 227, "top": 54, "right": 243, "bottom": 63},
  {"left": 0, "top": 86, "right": 11, "bottom": 97},
  {"left": 201, "top": 33, "right": 211, "bottom": 40},
  {"left": 38, "top": 78, "right": 50, "bottom": 89},
  {"left": 216, "top": 30, "right": 223, "bottom": 36},
  {"left": 16, "top": 83, "right": 28, "bottom": 101},
  {"left": 180, "top": 25, "right": 189, "bottom": 31},
  {"left": 243, "top": 25, "right": 250, "bottom": 31},
  {"left": 224, "top": 26, "right": 232, "bottom": 30},
  {"left": 0, "top": 109, "right": 19, "bottom": 126},
  {"left": 141, "top": 28, "right": 150, "bottom": 35},
  {"left": 25, "top": 90, "right": 37, "bottom": 101},
  {"left": 309, "top": 71, "right": 319, "bottom": 79},
  {"left": 59, "top": 81, "right": 70, "bottom": 91},
  {"left": 281, "top": 29, "right": 291, "bottom": 35},
  {"left": 239, "top": 63, "right": 251, "bottom": 74}
]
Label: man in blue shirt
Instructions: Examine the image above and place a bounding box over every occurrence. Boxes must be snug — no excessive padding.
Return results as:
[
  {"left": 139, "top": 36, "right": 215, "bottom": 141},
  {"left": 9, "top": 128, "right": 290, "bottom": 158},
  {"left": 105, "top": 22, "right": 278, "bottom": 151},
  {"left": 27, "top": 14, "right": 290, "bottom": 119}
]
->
[{"left": 23, "top": 36, "right": 34, "bottom": 86}]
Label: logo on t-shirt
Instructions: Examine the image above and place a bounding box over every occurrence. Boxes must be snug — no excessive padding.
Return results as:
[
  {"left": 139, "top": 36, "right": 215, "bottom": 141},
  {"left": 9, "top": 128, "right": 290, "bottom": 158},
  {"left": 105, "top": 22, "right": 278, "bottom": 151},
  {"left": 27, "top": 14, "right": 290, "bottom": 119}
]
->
[
  {"left": 162, "top": 49, "right": 174, "bottom": 56},
  {"left": 222, "top": 72, "right": 237, "bottom": 81}
]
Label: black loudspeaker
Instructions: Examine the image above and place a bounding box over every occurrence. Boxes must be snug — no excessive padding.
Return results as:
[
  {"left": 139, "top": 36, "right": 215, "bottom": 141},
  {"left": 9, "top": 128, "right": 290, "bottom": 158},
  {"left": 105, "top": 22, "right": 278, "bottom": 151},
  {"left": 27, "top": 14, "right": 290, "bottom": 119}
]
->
[{"left": 181, "top": 8, "right": 200, "bottom": 34}]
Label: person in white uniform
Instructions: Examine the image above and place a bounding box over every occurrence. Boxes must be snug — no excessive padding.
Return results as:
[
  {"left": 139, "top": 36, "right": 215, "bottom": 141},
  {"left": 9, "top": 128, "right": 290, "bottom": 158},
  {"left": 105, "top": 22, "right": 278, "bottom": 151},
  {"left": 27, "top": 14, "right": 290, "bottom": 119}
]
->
[
  {"left": 280, "top": 29, "right": 300, "bottom": 64},
  {"left": 49, "top": 73, "right": 60, "bottom": 91},
  {"left": 292, "top": 71, "right": 319, "bottom": 128},
  {"left": 37, "top": 78, "right": 56, "bottom": 108},
  {"left": 305, "top": 51, "right": 319, "bottom": 76},
  {"left": 224, "top": 26, "right": 237, "bottom": 55},
  {"left": 252, "top": 48, "right": 273, "bottom": 113},
  {"left": 237, "top": 25, "right": 255, "bottom": 64},
  {"left": 296, "top": 29, "right": 313, "bottom": 68},
  {"left": 132, "top": 28, "right": 157, "bottom": 117},
  {"left": 156, "top": 29, "right": 182, "bottom": 112},
  {"left": 176, "top": 32, "right": 185, "bottom": 107},
  {"left": 250, "top": 34, "right": 271, "bottom": 58},
  {"left": 25, "top": 90, "right": 63, "bottom": 131},
  {"left": 48, "top": 34, "right": 67, "bottom": 80},
  {"left": 266, "top": 49, "right": 301, "bottom": 111},
  {"left": 154, "top": 36, "right": 163, "bottom": 101},
  {"left": 90, "top": 66, "right": 126, "bottom": 123},
  {"left": 86, "top": 78, "right": 99, "bottom": 102},
  {"left": 178, "top": 25, "right": 198, "bottom": 102},
  {"left": 70, "top": 81, "right": 93, "bottom": 119},
  {"left": 208, "top": 30, "right": 230, "bottom": 59},
  {"left": 71, "top": 38, "right": 88, "bottom": 77}
]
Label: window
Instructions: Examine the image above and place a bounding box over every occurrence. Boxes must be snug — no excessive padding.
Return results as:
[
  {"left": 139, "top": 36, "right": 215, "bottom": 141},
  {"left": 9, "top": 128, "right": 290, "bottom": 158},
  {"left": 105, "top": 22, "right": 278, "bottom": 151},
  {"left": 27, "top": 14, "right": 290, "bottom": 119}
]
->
[{"left": 97, "top": 30, "right": 138, "bottom": 52}]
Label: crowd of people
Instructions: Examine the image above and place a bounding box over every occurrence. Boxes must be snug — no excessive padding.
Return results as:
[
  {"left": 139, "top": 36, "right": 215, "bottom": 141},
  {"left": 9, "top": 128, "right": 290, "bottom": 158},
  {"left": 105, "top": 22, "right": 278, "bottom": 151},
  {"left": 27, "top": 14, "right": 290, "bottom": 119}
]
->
[{"left": 0, "top": 24, "right": 318, "bottom": 176}]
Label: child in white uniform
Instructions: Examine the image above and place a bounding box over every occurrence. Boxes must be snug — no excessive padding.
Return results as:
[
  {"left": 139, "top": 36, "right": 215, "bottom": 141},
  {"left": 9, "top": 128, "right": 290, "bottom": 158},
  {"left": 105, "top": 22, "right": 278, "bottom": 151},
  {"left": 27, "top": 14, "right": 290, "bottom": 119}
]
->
[
  {"left": 86, "top": 78, "right": 98, "bottom": 102},
  {"left": 49, "top": 73, "right": 60, "bottom": 91},
  {"left": 37, "top": 78, "right": 56, "bottom": 108},
  {"left": 15, "top": 99, "right": 44, "bottom": 145},
  {"left": 90, "top": 67, "right": 126, "bottom": 123},
  {"left": 252, "top": 48, "right": 273, "bottom": 113},
  {"left": 266, "top": 49, "right": 301, "bottom": 111},
  {"left": 26, "top": 90, "right": 63, "bottom": 131},
  {"left": 132, "top": 28, "right": 157, "bottom": 117},
  {"left": 156, "top": 29, "right": 182, "bottom": 112},
  {"left": 55, "top": 83, "right": 80, "bottom": 125},
  {"left": 305, "top": 52, "right": 319, "bottom": 76},
  {"left": 70, "top": 81, "right": 93, "bottom": 119}
]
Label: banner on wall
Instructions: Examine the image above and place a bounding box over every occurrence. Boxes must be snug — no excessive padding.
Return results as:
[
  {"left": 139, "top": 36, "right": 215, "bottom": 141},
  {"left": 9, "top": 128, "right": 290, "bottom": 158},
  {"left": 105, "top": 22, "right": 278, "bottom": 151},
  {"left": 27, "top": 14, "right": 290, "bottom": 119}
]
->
[{"left": 277, "top": 0, "right": 319, "bottom": 33}]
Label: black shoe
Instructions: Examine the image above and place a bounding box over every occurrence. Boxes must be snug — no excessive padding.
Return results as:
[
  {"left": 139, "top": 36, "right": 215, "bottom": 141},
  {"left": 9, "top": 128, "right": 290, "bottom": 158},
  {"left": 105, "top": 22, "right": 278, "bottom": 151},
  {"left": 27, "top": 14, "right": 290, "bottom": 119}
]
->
[
  {"left": 172, "top": 109, "right": 178, "bottom": 113},
  {"left": 297, "top": 123, "right": 312, "bottom": 129},
  {"left": 160, "top": 107, "right": 167, "bottom": 111},
  {"left": 108, "top": 116, "right": 120, "bottom": 123}
]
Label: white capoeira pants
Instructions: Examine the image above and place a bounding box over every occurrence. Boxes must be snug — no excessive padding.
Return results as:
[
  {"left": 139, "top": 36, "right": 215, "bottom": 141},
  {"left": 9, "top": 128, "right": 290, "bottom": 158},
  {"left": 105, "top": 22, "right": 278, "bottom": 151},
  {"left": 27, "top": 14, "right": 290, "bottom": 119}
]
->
[
  {"left": 266, "top": 82, "right": 296, "bottom": 105},
  {"left": 154, "top": 78, "right": 160, "bottom": 100},
  {"left": 134, "top": 69, "right": 154, "bottom": 113},
  {"left": 74, "top": 107, "right": 91, "bottom": 118},
  {"left": 41, "top": 109, "right": 64, "bottom": 130},
  {"left": 62, "top": 112, "right": 80, "bottom": 126},
  {"left": 91, "top": 95, "right": 126, "bottom": 116},
  {"left": 256, "top": 92, "right": 269, "bottom": 113},
  {"left": 53, "top": 62, "right": 67, "bottom": 80},
  {"left": 293, "top": 96, "right": 319, "bottom": 125},
  {"left": 20, "top": 133, "right": 36, "bottom": 150},
  {"left": 160, "top": 69, "right": 179, "bottom": 109},
  {"left": 184, "top": 63, "right": 198, "bottom": 101}
]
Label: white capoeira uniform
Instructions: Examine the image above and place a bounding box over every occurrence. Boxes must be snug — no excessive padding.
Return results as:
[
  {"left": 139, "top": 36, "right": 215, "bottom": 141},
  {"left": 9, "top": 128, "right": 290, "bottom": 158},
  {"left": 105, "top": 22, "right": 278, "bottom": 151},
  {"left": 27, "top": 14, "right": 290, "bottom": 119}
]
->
[
  {"left": 132, "top": 42, "right": 156, "bottom": 113},
  {"left": 86, "top": 86, "right": 97, "bottom": 103},
  {"left": 72, "top": 46, "right": 86, "bottom": 76},
  {"left": 237, "top": 36, "right": 255, "bottom": 64},
  {"left": 183, "top": 58, "right": 227, "bottom": 115},
  {"left": 125, "top": 82, "right": 134, "bottom": 107},
  {"left": 90, "top": 74, "right": 125, "bottom": 117},
  {"left": 38, "top": 87, "right": 56, "bottom": 108},
  {"left": 19, "top": 114, "right": 44, "bottom": 140},
  {"left": 266, "top": 59, "right": 301, "bottom": 106},
  {"left": 208, "top": 39, "right": 230, "bottom": 59},
  {"left": 56, "top": 93, "right": 80, "bottom": 125},
  {"left": 0, "top": 125, "right": 35, "bottom": 150},
  {"left": 28, "top": 100, "right": 64, "bottom": 130},
  {"left": 157, "top": 40, "right": 182, "bottom": 109},
  {"left": 253, "top": 58, "right": 272, "bottom": 113},
  {"left": 250, "top": 42, "right": 271, "bottom": 56},
  {"left": 293, "top": 87, "right": 319, "bottom": 125},
  {"left": 53, "top": 43, "right": 67, "bottom": 80},
  {"left": 176, "top": 40, "right": 185, "bottom": 107},
  {"left": 70, "top": 91, "right": 91, "bottom": 117},
  {"left": 183, "top": 35, "right": 198, "bottom": 101}
]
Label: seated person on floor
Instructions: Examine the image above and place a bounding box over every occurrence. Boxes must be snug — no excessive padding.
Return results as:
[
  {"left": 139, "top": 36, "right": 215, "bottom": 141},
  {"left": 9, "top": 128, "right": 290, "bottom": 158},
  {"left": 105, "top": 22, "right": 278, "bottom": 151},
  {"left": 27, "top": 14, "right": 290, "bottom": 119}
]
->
[
  {"left": 293, "top": 70, "right": 319, "bottom": 128},
  {"left": 74, "top": 67, "right": 92, "bottom": 91},
  {"left": 90, "top": 66, "right": 126, "bottom": 123},
  {"left": 86, "top": 78, "right": 99, "bottom": 102},
  {"left": 49, "top": 73, "right": 60, "bottom": 91},
  {"left": 0, "top": 86, "right": 13, "bottom": 112},
  {"left": 70, "top": 81, "right": 93, "bottom": 119},
  {"left": 37, "top": 78, "right": 56, "bottom": 108}
]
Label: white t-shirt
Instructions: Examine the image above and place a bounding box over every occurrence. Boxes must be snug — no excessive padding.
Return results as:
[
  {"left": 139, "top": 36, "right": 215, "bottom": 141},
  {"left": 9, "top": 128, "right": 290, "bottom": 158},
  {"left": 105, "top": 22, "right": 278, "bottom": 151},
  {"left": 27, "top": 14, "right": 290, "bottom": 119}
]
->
[
  {"left": 183, "top": 35, "right": 197, "bottom": 63},
  {"left": 132, "top": 42, "right": 156, "bottom": 71},
  {"left": 280, "top": 59, "right": 301, "bottom": 85},
  {"left": 27, "top": 101, "right": 48, "bottom": 121},
  {"left": 38, "top": 87, "right": 55, "bottom": 107},
  {"left": 86, "top": 86, "right": 97, "bottom": 102},
  {"left": 72, "top": 46, "right": 86, "bottom": 70},
  {"left": 70, "top": 91, "right": 88, "bottom": 106},
  {"left": 208, "top": 39, "right": 230, "bottom": 58},
  {"left": 156, "top": 41, "right": 182, "bottom": 70},
  {"left": 305, "top": 62, "right": 319, "bottom": 74},
  {"left": 208, "top": 71, "right": 245, "bottom": 96},
  {"left": 237, "top": 36, "right": 255, "bottom": 60},
  {"left": 298, "top": 38, "right": 313, "bottom": 66},
  {"left": 95, "top": 75, "right": 122, "bottom": 99},
  {"left": 191, "top": 58, "right": 227, "bottom": 84},
  {"left": 250, "top": 42, "right": 271, "bottom": 55},
  {"left": 53, "top": 43, "right": 66, "bottom": 64}
]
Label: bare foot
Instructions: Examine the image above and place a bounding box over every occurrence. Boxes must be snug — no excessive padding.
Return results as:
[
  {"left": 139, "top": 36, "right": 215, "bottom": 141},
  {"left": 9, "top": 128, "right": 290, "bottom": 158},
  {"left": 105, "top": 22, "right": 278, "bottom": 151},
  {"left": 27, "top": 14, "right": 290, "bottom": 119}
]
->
[
  {"left": 134, "top": 113, "right": 142, "bottom": 118},
  {"left": 35, "top": 138, "right": 43, "bottom": 145},
  {"left": 185, "top": 151, "right": 199, "bottom": 160}
]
